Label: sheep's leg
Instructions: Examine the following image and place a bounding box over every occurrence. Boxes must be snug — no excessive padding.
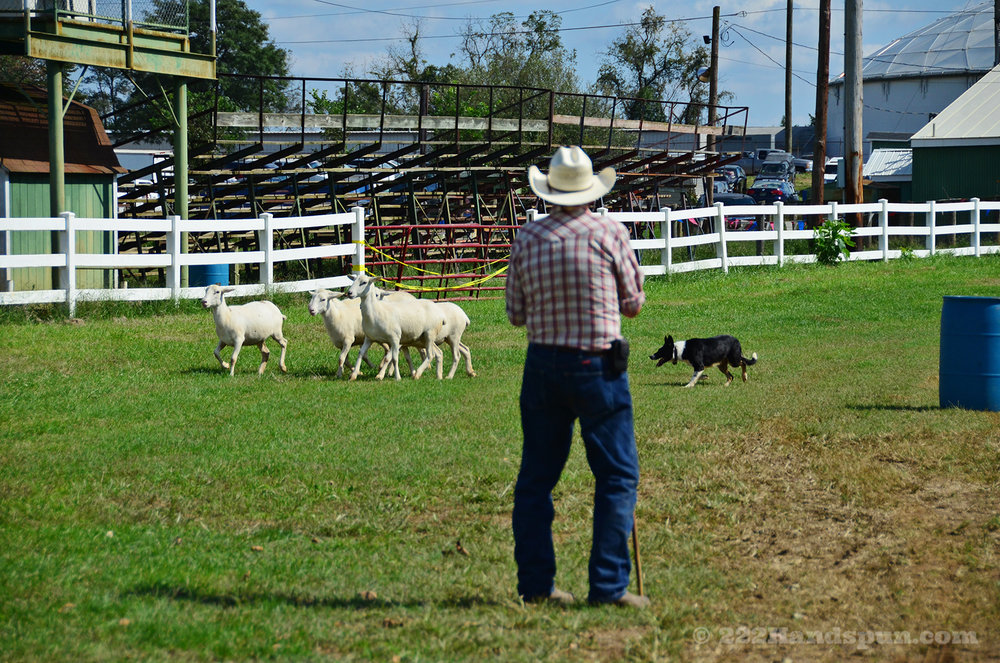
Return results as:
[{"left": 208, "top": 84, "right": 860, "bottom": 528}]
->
[
  {"left": 377, "top": 340, "right": 400, "bottom": 381},
  {"left": 214, "top": 342, "right": 230, "bottom": 371},
  {"left": 412, "top": 337, "right": 434, "bottom": 379},
  {"left": 402, "top": 347, "right": 415, "bottom": 376},
  {"left": 336, "top": 344, "right": 351, "bottom": 378},
  {"left": 257, "top": 341, "right": 270, "bottom": 376},
  {"left": 274, "top": 333, "right": 288, "bottom": 373},
  {"left": 433, "top": 343, "right": 444, "bottom": 380},
  {"left": 459, "top": 342, "right": 476, "bottom": 377},
  {"left": 444, "top": 341, "right": 461, "bottom": 379},
  {"left": 349, "top": 338, "right": 373, "bottom": 381},
  {"left": 378, "top": 345, "right": 394, "bottom": 377},
  {"left": 229, "top": 335, "right": 245, "bottom": 376}
]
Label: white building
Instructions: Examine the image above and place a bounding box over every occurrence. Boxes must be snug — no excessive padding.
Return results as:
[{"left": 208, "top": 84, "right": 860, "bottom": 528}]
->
[{"left": 827, "top": 2, "right": 995, "bottom": 158}]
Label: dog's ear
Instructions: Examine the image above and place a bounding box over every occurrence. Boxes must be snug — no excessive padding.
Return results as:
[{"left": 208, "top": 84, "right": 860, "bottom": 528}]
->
[{"left": 665, "top": 335, "right": 673, "bottom": 347}]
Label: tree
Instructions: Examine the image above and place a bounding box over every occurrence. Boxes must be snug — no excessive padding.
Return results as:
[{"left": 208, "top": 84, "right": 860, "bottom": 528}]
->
[
  {"left": 83, "top": 0, "right": 292, "bottom": 142},
  {"left": 457, "top": 10, "right": 579, "bottom": 93},
  {"left": 0, "top": 56, "right": 75, "bottom": 94},
  {"left": 595, "top": 7, "right": 710, "bottom": 123}
]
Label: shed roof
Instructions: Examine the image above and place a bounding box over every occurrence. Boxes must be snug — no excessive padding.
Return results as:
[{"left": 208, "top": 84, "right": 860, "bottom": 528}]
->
[
  {"left": 0, "top": 83, "right": 125, "bottom": 175},
  {"left": 864, "top": 149, "right": 913, "bottom": 182},
  {"left": 911, "top": 64, "right": 1000, "bottom": 147}
]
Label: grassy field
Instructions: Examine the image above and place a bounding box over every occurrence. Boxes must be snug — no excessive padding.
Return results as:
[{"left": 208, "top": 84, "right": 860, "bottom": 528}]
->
[{"left": 1, "top": 256, "right": 998, "bottom": 662}]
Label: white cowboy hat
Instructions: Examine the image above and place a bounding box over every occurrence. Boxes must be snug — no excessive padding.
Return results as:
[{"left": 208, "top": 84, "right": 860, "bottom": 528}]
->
[{"left": 527, "top": 146, "right": 616, "bottom": 206}]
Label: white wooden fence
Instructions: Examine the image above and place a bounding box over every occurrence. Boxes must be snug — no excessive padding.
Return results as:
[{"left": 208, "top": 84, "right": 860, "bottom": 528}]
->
[
  {"left": 0, "top": 209, "right": 365, "bottom": 316},
  {"left": 2, "top": 199, "right": 999, "bottom": 315}
]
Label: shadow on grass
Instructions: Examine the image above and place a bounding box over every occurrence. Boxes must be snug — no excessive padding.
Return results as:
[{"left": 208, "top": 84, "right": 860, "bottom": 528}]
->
[
  {"left": 126, "top": 582, "right": 509, "bottom": 610},
  {"left": 847, "top": 403, "right": 940, "bottom": 412},
  {"left": 179, "top": 366, "right": 347, "bottom": 379}
]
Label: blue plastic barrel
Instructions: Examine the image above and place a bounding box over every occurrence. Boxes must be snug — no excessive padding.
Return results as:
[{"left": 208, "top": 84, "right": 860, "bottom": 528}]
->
[
  {"left": 939, "top": 296, "right": 1000, "bottom": 411},
  {"left": 189, "top": 263, "right": 230, "bottom": 287}
]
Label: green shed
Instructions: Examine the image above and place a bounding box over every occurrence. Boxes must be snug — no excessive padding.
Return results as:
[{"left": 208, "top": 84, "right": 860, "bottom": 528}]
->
[
  {"left": 0, "top": 83, "right": 125, "bottom": 291},
  {"left": 911, "top": 64, "right": 1000, "bottom": 202}
]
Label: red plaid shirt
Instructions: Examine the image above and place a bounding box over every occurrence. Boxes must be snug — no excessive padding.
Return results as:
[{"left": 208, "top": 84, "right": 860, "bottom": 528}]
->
[{"left": 506, "top": 207, "right": 645, "bottom": 351}]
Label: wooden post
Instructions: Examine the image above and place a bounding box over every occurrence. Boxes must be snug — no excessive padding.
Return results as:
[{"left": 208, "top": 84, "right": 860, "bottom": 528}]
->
[
  {"left": 784, "top": 0, "right": 793, "bottom": 153},
  {"left": 811, "top": 0, "right": 831, "bottom": 208},
  {"left": 844, "top": 0, "right": 864, "bottom": 213},
  {"left": 60, "top": 212, "right": 76, "bottom": 316}
]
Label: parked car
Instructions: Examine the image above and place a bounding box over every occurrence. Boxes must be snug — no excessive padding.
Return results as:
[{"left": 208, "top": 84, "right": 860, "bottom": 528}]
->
[
  {"left": 697, "top": 192, "right": 759, "bottom": 230},
  {"left": 717, "top": 164, "right": 747, "bottom": 193},
  {"left": 792, "top": 155, "right": 813, "bottom": 173},
  {"left": 737, "top": 148, "right": 812, "bottom": 175},
  {"left": 748, "top": 179, "right": 800, "bottom": 204},
  {"left": 736, "top": 148, "right": 792, "bottom": 175},
  {"left": 756, "top": 160, "right": 795, "bottom": 182}
]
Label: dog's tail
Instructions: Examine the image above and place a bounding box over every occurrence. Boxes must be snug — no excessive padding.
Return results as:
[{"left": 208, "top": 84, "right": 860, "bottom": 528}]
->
[{"left": 742, "top": 352, "right": 758, "bottom": 366}]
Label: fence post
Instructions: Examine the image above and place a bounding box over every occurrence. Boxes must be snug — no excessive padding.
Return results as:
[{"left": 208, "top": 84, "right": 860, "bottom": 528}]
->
[
  {"left": 972, "top": 197, "right": 981, "bottom": 258},
  {"left": 59, "top": 211, "right": 76, "bottom": 317},
  {"left": 351, "top": 206, "right": 366, "bottom": 274},
  {"left": 879, "top": 198, "right": 889, "bottom": 261},
  {"left": 927, "top": 200, "right": 936, "bottom": 256},
  {"left": 167, "top": 215, "right": 181, "bottom": 302},
  {"left": 775, "top": 201, "right": 785, "bottom": 266},
  {"left": 260, "top": 212, "right": 274, "bottom": 291},
  {"left": 661, "top": 207, "right": 672, "bottom": 274},
  {"left": 715, "top": 202, "right": 728, "bottom": 274}
]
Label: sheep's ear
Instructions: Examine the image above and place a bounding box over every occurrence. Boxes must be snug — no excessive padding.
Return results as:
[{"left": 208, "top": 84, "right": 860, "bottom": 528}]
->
[
  {"left": 221, "top": 286, "right": 236, "bottom": 294},
  {"left": 329, "top": 291, "right": 345, "bottom": 299}
]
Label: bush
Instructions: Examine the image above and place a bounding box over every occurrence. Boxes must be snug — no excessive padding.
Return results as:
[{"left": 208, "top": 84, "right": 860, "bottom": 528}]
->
[{"left": 814, "top": 218, "right": 856, "bottom": 265}]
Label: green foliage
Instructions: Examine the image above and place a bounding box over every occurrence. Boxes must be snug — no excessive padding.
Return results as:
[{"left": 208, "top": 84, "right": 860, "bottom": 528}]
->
[
  {"left": 813, "top": 217, "right": 856, "bottom": 265},
  {"left": 594, "top": 7, "right": 710, "bottom": 122},
  {"left": 83, "top": 0, "right": 292, "bottom": 141}
]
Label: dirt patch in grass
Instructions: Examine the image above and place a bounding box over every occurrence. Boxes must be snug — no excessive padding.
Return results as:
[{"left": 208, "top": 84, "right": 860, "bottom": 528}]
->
[{"left": 679, "top": 437, "right": 999, "bottom": 662}]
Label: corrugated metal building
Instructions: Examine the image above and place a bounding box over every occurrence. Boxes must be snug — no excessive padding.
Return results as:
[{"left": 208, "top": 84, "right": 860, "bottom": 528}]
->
[
  {"left": 864, "top": 148, "right": 913, "bottom": 202},
  {"left": 910, "top": 64, "right": 1000, "bottom": 202},
  {"left": 0, "top": 83, "right": 126, "bottom": 290},
  {"left": 827, "top": 2, "right": 994, "bottom": 159}
]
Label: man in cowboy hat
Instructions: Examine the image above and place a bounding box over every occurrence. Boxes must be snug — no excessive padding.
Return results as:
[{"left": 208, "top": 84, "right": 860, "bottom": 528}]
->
[{"left": 505, "top": 146, "right": 647, "bottom": 608}]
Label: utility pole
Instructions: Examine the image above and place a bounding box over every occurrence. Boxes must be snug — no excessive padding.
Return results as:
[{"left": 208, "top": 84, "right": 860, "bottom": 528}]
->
[
  {"left": 995, "top": 0, "right": 999, "bottom": 65},
  {"left": 785, "top": 0, "right": 793, "bottom": 153},
  {"left": 812, "top": 0, "right": 831, "bottom": 207},
  {"left": 708, "top": 6, "right": 720, "bottom": 153},
  {"left": 844, "top": 0, "right": 863, "bottom": 207}
]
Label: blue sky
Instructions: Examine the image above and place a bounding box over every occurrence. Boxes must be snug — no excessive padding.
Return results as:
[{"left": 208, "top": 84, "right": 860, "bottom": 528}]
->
[{"left": 243, "top": 0, "right": 987, "bottom": 127}]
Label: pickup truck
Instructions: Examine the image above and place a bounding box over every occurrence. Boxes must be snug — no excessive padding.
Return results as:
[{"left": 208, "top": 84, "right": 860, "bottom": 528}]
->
[{"left": 737, "top": 149, "right": 812, "bottom": 175}]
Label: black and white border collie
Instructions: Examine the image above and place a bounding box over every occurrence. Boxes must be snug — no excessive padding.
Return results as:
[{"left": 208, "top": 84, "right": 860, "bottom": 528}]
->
[{"left": 650, "top": 335, "right": 758, "bottom": 387}]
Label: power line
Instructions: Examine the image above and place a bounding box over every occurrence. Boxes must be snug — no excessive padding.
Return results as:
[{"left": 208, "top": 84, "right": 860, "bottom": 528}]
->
[
  {"left": 268, "top": 0, "right": 502, "bottom": 21},
  {"left": 277, "top": 9, "right": 745, "bottom": 44}
]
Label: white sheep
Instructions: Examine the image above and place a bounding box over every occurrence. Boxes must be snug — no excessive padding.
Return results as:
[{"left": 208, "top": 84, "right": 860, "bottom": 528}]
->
[
  {"left": 201, "top": 284, "right": 288, "bottom": 376},
  {"left": 307, "top": 289, "right": 377, "bottom": 378},
  {"left": 308, "top": 288, "right": 427, "bottom": 378},
  {"left": 346, "top": 273, "right": 444, "bottom": 381},
  {"left": 431, "top": 301, "right": 476, "bottom": 378}
]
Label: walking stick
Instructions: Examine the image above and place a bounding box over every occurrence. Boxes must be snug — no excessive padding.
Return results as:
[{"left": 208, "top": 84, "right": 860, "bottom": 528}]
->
[{"left": 631, "top": 519, "right": 644, "bottom": 596}]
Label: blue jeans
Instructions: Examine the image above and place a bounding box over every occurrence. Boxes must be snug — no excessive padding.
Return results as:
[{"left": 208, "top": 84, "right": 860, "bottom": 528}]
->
[{"left": 512, "top": 343, "right": 640, "bottom": 603}]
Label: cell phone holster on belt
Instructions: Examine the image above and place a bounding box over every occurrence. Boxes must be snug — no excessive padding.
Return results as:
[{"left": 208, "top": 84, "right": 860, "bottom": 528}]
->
[{"left": 608, "top": 338, "right": 629, "bottom": 374}]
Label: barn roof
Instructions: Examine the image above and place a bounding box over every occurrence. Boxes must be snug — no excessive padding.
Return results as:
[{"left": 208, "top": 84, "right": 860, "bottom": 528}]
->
[
  {"left": 911, "top": 64, "right": 1000, "bottom": 147},
  {"left": 834, "top": 2, "right": 995, "bottom": 83},
  {"left": 0, "top": 83, "right": 126, "bottom": 175}
]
